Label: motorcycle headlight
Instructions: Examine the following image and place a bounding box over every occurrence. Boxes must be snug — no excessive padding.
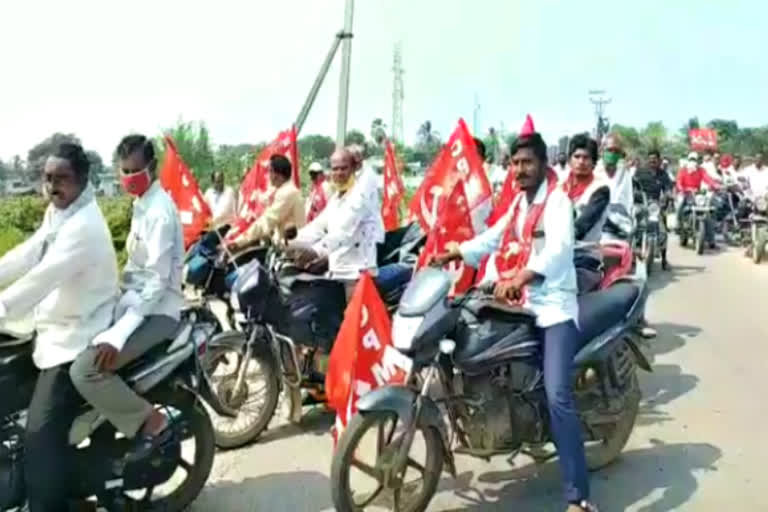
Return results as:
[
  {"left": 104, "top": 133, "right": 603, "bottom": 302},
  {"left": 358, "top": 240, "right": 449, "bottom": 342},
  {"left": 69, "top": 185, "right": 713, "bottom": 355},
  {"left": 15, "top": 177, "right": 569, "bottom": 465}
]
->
[
  {"left": 392, "top": 313, "right": 423, "bottom": 351},
  {"left": 695, "top": 195, "right": 707, "bottom": 207},
  {"left": 757, "top": 197, "right": 768, "bottom": 212}
]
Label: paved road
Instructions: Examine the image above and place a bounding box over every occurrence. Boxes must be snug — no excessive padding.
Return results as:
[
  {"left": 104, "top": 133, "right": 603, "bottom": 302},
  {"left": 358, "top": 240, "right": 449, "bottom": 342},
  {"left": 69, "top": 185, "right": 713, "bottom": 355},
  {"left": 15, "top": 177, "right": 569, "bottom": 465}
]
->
[{"left": 193, "top": 244, "right": 768, "bottom": 511}]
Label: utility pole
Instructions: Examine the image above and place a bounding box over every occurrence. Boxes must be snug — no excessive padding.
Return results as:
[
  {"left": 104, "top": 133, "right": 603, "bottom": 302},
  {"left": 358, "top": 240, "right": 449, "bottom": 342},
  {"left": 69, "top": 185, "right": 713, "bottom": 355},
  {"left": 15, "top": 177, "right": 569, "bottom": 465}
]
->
[
  {"left": 589, "top": 89, "right": 611, "bottom": 143},
  {"left": 391, "top": 42, "right": 405, "bottom": 145},
  {"left": 336, "top": 0, "right": 355, "bottom": 148},
  {"left": 473, "top": 93, "right": 481, "bottom": 135}
]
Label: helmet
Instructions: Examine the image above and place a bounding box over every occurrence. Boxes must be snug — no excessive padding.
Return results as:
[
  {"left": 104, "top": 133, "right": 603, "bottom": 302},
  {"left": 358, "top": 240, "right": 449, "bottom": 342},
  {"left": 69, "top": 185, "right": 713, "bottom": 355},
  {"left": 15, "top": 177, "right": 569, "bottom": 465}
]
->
[{"left": 308, "top": 162, "right": 324, "bottom": 174}]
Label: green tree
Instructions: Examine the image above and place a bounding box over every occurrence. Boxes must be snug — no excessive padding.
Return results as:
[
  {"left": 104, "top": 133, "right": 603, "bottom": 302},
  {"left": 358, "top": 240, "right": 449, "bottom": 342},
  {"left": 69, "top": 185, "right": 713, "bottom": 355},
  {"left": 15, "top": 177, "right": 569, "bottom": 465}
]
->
[
  {"left": 85, "top": 150, "right": 106, "bottom": 187},
  {"left": 345, "top": 129, "right": 367, "bottom": 148},
  {"left": 27, "top": 133, "right": 81, "bottom": 183},
  {"left": 297, "top": 134, "right": 336, "bottom": 164},
  {"left": 215, "top": 143, "right": 258, "bottom": 186},
  {"left": 156, "top": 120, "right": 215, "bottom": 184},
  {"left": 370, "top": 118, "right": 387, "bottom": 146},
  {"left": 416, "top": 121, "right": 442, "bottom": 164}
]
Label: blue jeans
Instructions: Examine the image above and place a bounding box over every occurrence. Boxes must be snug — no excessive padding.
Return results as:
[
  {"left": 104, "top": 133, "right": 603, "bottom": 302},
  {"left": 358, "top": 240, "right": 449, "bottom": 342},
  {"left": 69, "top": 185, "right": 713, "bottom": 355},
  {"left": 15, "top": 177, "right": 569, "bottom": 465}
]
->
[{"left": 543, "top": 320, "right": 590, "bottom": 504}]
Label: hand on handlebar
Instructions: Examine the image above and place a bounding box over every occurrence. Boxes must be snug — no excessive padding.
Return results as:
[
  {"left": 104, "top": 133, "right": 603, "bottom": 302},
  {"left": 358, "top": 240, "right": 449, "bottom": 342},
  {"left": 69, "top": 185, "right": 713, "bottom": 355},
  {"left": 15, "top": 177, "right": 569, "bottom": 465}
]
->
[
  {"left": 493, "top": 279, "right": 521, "bottom": 302},
  {"left": 426, "top": 241, "right": 462, "bottom": 267}
]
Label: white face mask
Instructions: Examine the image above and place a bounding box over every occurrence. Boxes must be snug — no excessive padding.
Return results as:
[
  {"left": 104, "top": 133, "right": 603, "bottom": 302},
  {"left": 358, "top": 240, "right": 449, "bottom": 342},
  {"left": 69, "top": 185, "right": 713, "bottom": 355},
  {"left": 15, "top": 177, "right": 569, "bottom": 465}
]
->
[{"left": 687, "top": 160, "right": 698, "bottom": 170}]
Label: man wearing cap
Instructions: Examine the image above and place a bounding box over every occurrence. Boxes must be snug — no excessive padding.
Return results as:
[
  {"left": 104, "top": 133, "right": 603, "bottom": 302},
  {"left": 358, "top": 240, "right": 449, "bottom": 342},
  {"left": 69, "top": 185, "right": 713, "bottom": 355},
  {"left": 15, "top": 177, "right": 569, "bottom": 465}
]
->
[{"left": 306, "top": 161, "right": 332, "bottom": 223}]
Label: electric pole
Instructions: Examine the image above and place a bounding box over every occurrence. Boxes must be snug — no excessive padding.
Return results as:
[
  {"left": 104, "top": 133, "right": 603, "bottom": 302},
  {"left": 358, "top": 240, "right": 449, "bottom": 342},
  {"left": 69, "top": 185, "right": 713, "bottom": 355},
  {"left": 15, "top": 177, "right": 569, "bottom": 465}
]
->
[
  {"left": 392, "top": 42, "right": 405, "bottom": 145},
  {"left": 589, "top": 89, "right": 611, "bottom": 143},
  {"left": 473, "top": 93, "right": 481, "bottom": 135},
  {"left": 336, "top": 0, "right": 355, "bottom": 148}
]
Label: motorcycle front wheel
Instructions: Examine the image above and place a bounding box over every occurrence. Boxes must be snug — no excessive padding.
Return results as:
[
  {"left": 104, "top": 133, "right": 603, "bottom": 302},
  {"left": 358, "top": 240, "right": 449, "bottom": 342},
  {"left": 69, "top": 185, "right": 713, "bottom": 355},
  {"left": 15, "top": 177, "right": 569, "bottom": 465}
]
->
[
  {"left": 695, "top": 221, "right": 706, "bottom": 255},
  {"left": 331, "top": 411, "right": 443, "bottom": 512},
  {"left": 752, "top": 226, "right": 766, "bottom": 264},
  {"left": 204, "top": 338, "right": 280, "bottom": 449}
]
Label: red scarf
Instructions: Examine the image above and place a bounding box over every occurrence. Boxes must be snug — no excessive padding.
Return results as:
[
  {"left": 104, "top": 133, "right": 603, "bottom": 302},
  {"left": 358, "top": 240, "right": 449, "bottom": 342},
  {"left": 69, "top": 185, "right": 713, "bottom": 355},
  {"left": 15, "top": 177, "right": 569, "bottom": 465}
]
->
[
  {"left": 562, "top": 172, "right": 594, "bottom": 201},
  {"left": 307, "top": 176, "right": 328, "bottom": 222},
  {"left": 476, "top": 170, "right": 558, "bottom": 303}
]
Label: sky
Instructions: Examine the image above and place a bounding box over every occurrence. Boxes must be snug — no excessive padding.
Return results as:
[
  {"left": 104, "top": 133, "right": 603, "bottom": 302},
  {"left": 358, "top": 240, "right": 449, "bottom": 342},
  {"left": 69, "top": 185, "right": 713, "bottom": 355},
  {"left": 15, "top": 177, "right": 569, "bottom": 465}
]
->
[{"left": 1, "top": 0, "right": 767, "bottom": 162}]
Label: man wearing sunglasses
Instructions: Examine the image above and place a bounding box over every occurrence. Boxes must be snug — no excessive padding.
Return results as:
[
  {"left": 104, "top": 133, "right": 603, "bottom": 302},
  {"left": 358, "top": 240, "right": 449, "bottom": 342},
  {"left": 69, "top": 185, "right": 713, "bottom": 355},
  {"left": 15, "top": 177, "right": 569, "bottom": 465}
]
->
[{"left": 70, "top": 134, "right": 185, "bottom": 463}]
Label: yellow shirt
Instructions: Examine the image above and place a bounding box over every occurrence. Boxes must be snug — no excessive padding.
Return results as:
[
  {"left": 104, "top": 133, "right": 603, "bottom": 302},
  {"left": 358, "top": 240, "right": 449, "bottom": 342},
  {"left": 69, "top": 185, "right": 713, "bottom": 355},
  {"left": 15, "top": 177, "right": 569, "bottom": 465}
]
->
[{"left": 240, "top": 182, "right": 306, "bottom": 243}]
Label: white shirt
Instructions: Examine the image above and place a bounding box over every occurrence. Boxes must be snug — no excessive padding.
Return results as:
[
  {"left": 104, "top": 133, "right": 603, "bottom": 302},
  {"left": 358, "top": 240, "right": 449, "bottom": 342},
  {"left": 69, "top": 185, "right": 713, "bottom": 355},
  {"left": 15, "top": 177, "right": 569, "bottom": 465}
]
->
[
  {"left": 746, "top": 165, "right": 768, "bottom": 200},
  {"left": 204, "top": 186, "right": 237, "bottom": 226},
  {"left": 0, "top": 186, "right": 119, "bottom": 369},
  {"left": 459, "top": 180, "right": 578, "bottom": 328},
  {"left": 296, "top": 167, "right": 385, "bottom": 280},
  {"left": 596, "top": 160, "right": 634, "bottom": 215},
  {"left": 702, "top": 161, "right": 720, "bottom": 182},
  {"left": 122, "top": 181, "right": 185, "bottom": 324},
  {"left": 553, "top": 163, "right": 570, "bottom": 182}
]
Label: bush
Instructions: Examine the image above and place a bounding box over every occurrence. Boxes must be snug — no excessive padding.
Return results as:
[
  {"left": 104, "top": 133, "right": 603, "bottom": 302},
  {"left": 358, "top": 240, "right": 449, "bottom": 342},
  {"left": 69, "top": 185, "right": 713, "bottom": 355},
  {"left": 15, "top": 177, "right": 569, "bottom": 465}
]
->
[{"left": 0, "top": 196, "right": 132, "bottom": 263}]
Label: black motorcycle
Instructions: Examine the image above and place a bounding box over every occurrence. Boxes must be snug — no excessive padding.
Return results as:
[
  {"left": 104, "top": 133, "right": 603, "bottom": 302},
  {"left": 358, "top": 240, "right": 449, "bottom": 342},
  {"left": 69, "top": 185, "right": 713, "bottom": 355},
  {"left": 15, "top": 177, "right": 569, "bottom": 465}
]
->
[
  {"left": 202, "top": 223, "right": 427, "bottom": 449},
  {"left": 0, "top": 307, "right": 229, "bottom": 510},
  {"left": 330, "top": 266, "right": 651, "bottom": 512},
  {"left": 633, "top": 192, "right": 668, "bottom": 275},
  {"left": 679, "top": 190, "right": 715, "bottom": 255},
  {"left": 745, "top": 195, "right": 768, "bottom": 264}
]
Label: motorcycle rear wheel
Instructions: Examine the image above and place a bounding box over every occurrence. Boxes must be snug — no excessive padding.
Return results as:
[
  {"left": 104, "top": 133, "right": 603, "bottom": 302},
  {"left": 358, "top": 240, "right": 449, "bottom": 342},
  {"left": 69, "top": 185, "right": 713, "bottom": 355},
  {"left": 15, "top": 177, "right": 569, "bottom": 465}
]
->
[
  {"left": 106, "top": 387, "right": 216, "bottom": 511},
  {"left": 331, "top": 411, "right": 444, "bottom": 512},
  {"left": 585, "top": 374, "right": 640, "bottom": 471}
]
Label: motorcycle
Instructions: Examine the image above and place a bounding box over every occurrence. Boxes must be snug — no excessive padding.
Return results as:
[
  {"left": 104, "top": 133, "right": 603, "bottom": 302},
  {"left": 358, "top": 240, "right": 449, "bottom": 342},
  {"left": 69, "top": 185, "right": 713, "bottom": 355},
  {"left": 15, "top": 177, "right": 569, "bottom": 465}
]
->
[
  {"left": 330, "top": 265, "right": 651, "bottom": 512},
  {"left": 633, "top": 192, "right": 667, "bottom": 275},
  {"left": 678, "top": 190, "right": 714, "bottom": 255},
  {"left": 0, "top": 307, "right": 228, "bottom": 510},
  {"left": 712, "top": 185, "right": 743, "bottom": 246},
  {"left": 202, "top": 223, "right": 427, "bottom": 449},
  {"left": 745, "top": 194, "right": 768, "bottom": 264}
]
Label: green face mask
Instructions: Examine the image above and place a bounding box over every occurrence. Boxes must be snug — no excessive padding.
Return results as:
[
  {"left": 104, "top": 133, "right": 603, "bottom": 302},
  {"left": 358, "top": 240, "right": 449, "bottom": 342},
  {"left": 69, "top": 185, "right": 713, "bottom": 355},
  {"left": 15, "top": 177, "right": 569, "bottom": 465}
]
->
[{"left": 603, "top": 151, "right": 621, "bottom": 166}]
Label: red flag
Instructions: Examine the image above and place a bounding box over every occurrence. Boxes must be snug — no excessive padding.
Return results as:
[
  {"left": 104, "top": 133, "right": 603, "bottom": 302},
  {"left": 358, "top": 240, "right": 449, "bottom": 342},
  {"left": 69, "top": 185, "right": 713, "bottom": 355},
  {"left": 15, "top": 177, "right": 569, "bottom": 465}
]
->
[
  {"left": 689, "top": 128, "right": 718, "bottom": 151},
  {"left": 382, "top": 139, "right": 406, "bottom": 231},
  {"left": 487, "top": 164, "right": 519, "bottom": 226},
  {"left": 325, "top": 273, "right": 412, "bottom": 445},
  {"left": 416, "top": 180, "right": 476, "bottom": 296},
  {"left": 408, "top": 119, "right": 492, "bottom": 234},
  {"left": 159, "top": 136, "right": 212, "bottom": 249},
  {"left": 520, "top": 114, "right": 535, "bottom": 136},
  {"left": 306, "top": 175, "right": 329, "bottom": 223},
  {"left": 486, "top": 115, "right": 539, "bottom": 226},
  {"left": 227, "top": 127, "right": 300, "bottom": 242}
]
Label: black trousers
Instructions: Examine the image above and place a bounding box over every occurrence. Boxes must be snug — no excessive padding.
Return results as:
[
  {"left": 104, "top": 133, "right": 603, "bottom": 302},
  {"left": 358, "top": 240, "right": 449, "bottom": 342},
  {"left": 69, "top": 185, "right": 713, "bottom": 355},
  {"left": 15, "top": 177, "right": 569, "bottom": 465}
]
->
[{"left": 25, "top": 364, "right": 83, "bottom": 512}]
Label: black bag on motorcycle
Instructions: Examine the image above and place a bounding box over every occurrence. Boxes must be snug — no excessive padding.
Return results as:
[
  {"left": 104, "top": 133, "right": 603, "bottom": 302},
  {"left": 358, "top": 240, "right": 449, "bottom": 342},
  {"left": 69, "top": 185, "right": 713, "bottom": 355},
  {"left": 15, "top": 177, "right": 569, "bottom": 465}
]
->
[
  {"left": 453, "top": 301, "right": 540, "bottom": 375},
  {"left": 279, "top": 280, "right": 346, "bottom": 352}
]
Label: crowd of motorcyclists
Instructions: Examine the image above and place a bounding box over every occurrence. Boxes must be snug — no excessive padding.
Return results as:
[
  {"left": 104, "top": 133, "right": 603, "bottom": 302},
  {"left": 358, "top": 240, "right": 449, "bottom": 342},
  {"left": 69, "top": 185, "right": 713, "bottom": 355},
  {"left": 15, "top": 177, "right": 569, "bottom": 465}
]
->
[{"left": 0, "top": 122, "right": 766, "bottom": 511}]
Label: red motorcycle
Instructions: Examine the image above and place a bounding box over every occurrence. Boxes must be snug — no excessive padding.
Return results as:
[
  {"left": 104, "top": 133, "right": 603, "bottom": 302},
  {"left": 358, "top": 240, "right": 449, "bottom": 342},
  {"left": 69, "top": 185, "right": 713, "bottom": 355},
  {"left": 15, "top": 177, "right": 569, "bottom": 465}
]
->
[{"left": 599, "top": 240, "right": 635, "bottom": 289}]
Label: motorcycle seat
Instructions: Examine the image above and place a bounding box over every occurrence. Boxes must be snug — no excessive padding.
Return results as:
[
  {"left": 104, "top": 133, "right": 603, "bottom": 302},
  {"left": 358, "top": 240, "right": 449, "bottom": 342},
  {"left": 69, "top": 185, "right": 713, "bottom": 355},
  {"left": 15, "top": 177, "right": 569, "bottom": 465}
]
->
[
  {"left": 0, "top": 341, "right": 35, "bottom": 379},
  {"left": 577, "top": 282, "right": 639, "bottom": 342}
]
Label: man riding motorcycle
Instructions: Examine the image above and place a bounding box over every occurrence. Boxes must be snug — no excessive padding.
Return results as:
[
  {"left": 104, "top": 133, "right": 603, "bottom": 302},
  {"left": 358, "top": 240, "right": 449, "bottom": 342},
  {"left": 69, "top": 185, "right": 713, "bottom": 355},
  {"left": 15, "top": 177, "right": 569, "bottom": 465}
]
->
[
  {"left": 70, "top": 135, "right": 185, "bottom": 463},
  {"left": 633, "top": 149, "right": 674, "bottom": 270},
  {"left": 562, "top": 134, "right": 610, "bottom": 294},
  {"left": 432, "top": 131, "right": 599, "bottom": 512},
  {"left": 290, "top": 148, "right": 385, "bottom": 299},
  {"left": 0, "top": 143, "right": 120, "bottom": 511},
  {"left": 229, "top": 154, "right": 305, "bottom": 250},
  {"left": 676, "top": 151, "right": 720, "bottom": 249}
]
